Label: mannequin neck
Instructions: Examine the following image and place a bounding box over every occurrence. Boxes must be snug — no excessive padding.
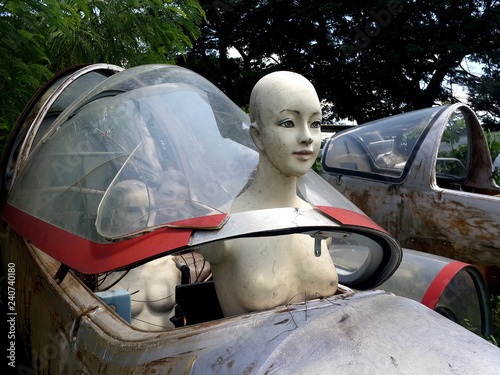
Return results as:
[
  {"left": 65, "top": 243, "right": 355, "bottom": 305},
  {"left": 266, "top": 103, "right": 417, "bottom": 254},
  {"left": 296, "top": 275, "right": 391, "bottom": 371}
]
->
[{"left": 231, "top": 154, "right": 310, "bottom": 212}]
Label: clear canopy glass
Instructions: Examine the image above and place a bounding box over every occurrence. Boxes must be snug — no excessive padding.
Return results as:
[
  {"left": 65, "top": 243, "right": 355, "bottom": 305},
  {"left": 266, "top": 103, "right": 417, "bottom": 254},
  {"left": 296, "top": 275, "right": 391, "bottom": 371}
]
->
[
  {"left": 8, "top": 65, "right": 361, "bottom": 243},
  {"left": 323, "top": 106, "right": 444, "bottom": 180}
]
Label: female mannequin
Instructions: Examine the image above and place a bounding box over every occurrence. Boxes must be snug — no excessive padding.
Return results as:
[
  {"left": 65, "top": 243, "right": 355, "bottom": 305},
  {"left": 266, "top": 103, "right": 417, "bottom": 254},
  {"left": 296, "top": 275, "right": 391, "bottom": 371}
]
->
[{"left": 202, "top": 71, "right": 338, "bottom": 317}]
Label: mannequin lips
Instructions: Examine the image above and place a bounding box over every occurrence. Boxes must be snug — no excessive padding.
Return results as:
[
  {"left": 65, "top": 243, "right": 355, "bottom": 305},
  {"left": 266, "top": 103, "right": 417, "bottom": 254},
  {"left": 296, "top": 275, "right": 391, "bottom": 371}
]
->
[{"left": 293, "top": 150, "right": 314, "bottom": 160}]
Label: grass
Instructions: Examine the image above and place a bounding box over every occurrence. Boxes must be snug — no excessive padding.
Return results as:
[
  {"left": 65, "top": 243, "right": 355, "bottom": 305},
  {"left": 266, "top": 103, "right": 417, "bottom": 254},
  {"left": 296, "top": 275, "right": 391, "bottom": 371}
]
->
[{"left": 490, "top": 294, "right": 500, "bottom": 346}]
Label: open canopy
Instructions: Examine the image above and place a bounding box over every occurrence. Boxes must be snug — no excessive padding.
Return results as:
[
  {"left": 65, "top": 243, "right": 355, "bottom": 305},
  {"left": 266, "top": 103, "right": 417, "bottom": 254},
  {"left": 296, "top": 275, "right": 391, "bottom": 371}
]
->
[
  {"left": 7, "top": 65, "right": 259, "bottom": 241},
  {"left": 3, "top": 64, "right": 400, "bottom": 281},
  {"left": 322, "top": 106, "right": 446, "bottom": 181}
]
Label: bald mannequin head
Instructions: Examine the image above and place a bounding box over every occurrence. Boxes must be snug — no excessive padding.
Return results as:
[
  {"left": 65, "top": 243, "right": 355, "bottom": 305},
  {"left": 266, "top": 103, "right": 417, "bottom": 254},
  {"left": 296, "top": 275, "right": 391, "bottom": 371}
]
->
[
  {"left": 99, "top": 179, "right": 156, "bottom": 237},
  {"left": 250, "top": 71, "right": 321, "bottom": 124},
  {"left": 248, "top": 71, "right": 322, "bottom": 177}
]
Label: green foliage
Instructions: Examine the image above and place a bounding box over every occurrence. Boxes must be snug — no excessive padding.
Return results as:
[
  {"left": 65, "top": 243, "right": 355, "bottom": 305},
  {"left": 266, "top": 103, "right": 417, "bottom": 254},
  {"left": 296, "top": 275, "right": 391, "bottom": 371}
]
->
[
  {"left": 490, "top": 294, "right": 500, "bottom": 346},
  {"left": 485, "top": 130, "right": 500, "bottom": 160},
  {"left": 484, "top": 130, "right": 500, "bottom": 185},
  {"left": 493, "top": 167, "right": 500, "bottom": 185},
  {"left": 42, "top": 0, "right": 205, "bottom": 70},
  {"left": 312, "top": 138, "right": 328, "bottom": 173},
  {"left": 312, "top": 153, "right": 323, "bottom": 173},
  {"left": 441, "top": 113, "right": 466, "bottom": 147},
  {"left": 0, "top": 0, "right": 205, "bottom": 153},
  {"left": 468, "top": 65, "right": 500, "bottom": 131},
  {"left": 436, "top": 113, "right": 469, "bottom": 178},
  {"left": 181, "top": 0, "right": 500, "bottom": 126},
  {"left": 0, "top": 0, "right": 54, "bottom": 150}
]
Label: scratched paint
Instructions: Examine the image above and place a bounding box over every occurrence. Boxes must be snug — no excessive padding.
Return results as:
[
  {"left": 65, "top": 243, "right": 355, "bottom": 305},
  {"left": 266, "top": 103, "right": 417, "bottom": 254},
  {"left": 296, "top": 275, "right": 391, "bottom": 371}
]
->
[{"left": 321, "top": 103, "right": 500, "bottom": 289}]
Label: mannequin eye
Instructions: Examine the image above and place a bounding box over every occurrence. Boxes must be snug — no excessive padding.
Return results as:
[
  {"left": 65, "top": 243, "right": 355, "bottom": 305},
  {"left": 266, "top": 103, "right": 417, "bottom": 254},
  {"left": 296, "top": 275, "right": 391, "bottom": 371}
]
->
[
  {"left": 278, "top": 120, "right": 294, "bottom": 128},
  {"left": 310, "top": 121, "right": 321, "bottom": 128}
]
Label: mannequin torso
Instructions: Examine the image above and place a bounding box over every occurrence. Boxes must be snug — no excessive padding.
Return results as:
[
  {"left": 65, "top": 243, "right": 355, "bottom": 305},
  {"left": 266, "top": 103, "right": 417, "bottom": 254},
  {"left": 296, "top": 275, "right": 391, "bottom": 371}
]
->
[{"left": 201, "top": 71, "right": 338, "bottom": 317}]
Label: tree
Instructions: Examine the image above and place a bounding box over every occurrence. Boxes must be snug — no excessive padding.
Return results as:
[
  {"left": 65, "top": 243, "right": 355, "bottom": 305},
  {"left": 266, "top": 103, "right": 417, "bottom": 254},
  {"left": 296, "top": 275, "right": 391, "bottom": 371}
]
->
[
  {"left": 179, "top": 0, "right": 500, "bottom": 125},
  {"left": 0, "top": 0, "right": 205, "bottom": 150},
  {"left": 468, "top": 57, "right": 500, "bottom": 131}
]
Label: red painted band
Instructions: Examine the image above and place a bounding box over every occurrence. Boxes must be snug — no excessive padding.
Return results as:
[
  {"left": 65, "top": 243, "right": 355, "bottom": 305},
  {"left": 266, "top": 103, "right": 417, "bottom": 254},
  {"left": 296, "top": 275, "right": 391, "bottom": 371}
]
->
[
  {"left": 316, "top": 205, "right": 388, "bottom": 233},
  {"left": 5, "top": 203, "right": 384, "bottom": 274},
  {"left": 166, "top": 214, "right": 228, "bottom": 229},
  {"left": 3, "top": 204, "right": 194, "bottom": 274},
  {"left": 420, "top": 261, "right": 468, "bottom": 309}
]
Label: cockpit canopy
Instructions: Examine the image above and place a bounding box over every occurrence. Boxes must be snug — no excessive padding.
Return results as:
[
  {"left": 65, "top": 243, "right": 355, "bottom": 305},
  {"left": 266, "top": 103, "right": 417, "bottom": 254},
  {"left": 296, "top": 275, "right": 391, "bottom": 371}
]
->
[
  {"left": 9, "top": 73, "right": 258, "bottom": 241},
  {"left": 3, "top": 64, "right": 401, "bottom": 284},
  {"left": 322, "top": 106, "right": 444, "bottom": 181},
  {"left": 6, "top": 65, "right": 362, "bottom": 241}
]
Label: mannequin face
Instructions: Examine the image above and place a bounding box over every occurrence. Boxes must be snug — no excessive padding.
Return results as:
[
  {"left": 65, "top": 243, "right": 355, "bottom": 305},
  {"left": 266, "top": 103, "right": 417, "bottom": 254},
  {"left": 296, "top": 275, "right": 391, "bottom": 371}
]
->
[
  {"left": 251, "top": 72, "right": 322, "bottom": 177},
  {"left": 118, "top": 190, "right": 151, "bottom": 224},
  {"left": 156, "top": 170, "right": 190, "bottom": 222},
  {"left": 110, "top": 180, "right": 155, "bottom": 232}
]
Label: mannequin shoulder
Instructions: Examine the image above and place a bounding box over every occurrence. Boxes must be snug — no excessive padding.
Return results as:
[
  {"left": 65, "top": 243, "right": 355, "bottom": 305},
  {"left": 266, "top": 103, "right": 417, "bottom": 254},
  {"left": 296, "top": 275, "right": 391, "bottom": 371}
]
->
[{"left": 199, "top": 241, "right": 228, "bottom": 264}]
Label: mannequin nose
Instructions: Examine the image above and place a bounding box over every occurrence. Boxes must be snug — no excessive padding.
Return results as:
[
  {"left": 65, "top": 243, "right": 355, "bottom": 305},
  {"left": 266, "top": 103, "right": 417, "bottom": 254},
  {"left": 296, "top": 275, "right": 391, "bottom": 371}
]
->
[{"left": 299, "top": 126, "right": 314, "bottom": 144}]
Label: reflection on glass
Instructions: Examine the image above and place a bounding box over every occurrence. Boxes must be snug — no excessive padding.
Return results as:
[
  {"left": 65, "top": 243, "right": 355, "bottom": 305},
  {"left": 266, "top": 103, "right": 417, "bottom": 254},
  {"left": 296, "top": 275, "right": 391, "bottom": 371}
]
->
[
  {"left": 436, "top": 109, "right": 470, "bottom": 182},
  {"left": 31, "top": 71, "right": 112, "bottom": 149},
  {"left": 97, "top": 179, "right": 155, "bottom": 237},
  {"left": 8, "top": 71, "right": 256, "bottom": 242},
  {"left": 437, "top": 270, "right": 481, "bottom": 334},
  {"left": 329, "top": 233, "right": 383, "bottom": 283},
  {"left": 8, "top": 64, "right": 375, "bottom": 245},
  {"left": 379, "top": 250, "right": 485, "bottom": 336},
  {"left": 323, "top": 106, "right": 441, "bottom": 178}
]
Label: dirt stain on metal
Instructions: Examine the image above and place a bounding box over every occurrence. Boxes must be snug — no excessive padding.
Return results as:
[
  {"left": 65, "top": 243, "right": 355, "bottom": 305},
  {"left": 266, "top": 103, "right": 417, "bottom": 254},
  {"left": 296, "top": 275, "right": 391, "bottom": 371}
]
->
[
  {"left": 274, "top": 318, "right": 290, "bottom": 325},
  {"left": 339, "top": 313, "right": 349, "bottom": 323}
]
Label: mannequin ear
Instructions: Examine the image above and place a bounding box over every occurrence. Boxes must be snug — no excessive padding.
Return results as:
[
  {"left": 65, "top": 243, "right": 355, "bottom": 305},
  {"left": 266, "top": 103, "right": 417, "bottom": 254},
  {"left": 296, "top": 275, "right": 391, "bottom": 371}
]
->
[{"left": 250, "top": 124, "right": 265, "bottom": 152}]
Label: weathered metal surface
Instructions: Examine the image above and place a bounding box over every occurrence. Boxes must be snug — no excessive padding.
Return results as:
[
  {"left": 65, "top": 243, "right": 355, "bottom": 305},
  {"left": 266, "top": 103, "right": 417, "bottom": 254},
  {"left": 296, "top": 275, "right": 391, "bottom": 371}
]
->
[
  {"left": 328, "top": 175, "right": 500, "bottom": 266},
  {"left": 2, "top": 65, "right": 499, "bottom": 374},
  {"left": 3, "top": 231, "right": 500, "bottom": 374},
  {"left": 322, "top": 104, "right": 500, "bottom": 269}
]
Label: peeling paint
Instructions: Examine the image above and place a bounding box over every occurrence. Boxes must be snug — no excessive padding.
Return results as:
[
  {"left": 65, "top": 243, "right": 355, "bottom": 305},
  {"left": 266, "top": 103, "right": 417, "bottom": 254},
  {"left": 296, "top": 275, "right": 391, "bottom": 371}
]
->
[{"left": 321, "top": 103, "right": 500, "bottom": 291}]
